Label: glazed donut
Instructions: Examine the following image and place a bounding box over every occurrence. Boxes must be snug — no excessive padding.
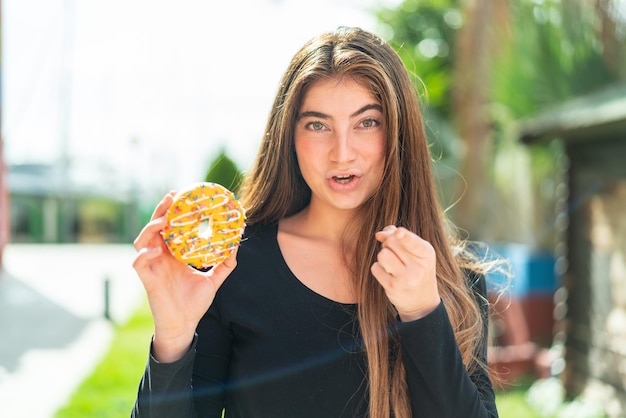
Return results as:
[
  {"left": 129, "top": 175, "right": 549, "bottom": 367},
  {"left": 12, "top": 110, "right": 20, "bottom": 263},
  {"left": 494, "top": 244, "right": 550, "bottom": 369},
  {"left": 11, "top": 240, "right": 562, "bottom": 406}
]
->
[{"left": 161, "top": 182, "right": 246, "bottom": 270}]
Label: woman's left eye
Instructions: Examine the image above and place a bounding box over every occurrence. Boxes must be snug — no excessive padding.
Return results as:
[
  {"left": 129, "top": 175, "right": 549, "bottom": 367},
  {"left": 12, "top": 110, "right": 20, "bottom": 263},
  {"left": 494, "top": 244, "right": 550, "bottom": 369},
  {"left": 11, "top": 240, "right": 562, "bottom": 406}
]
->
[{"left": 360, "top": 118, "right": 381, "bottom": 129}]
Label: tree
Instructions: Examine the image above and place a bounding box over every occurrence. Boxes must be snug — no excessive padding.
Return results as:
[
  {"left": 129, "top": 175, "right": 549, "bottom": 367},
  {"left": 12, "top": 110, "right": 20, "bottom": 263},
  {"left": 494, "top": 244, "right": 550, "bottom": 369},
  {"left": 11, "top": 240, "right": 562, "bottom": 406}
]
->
[
  {"left": 449, "top": 0, "right": 511, "bottom": 240},
  {"left": 377, "top": 0, "right": 626, "bottom": 246},
  {"left": 204, "top": 148, "right": 244, "bottom": 194}
]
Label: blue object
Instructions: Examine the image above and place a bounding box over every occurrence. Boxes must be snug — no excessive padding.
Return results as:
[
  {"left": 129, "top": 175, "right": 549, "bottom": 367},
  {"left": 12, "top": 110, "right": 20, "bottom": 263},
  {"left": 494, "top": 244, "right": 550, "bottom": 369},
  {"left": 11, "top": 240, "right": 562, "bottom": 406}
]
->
[{"left": 481, "top": 243, "right": 558, "bottom": 298}]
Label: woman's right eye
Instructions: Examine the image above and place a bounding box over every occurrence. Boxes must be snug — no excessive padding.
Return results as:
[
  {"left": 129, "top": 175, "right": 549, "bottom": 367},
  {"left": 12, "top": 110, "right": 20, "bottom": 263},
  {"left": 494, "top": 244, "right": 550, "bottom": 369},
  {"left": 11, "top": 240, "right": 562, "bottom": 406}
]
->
[{"left": 306, "top": 121, "right": 325, "bottom": 131}]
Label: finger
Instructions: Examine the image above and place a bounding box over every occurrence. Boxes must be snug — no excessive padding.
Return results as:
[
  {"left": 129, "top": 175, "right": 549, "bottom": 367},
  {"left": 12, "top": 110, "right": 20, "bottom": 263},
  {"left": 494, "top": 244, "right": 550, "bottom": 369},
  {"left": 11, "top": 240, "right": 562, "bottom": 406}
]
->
[
  {"left": 150, "top": 192, "right": 175, "bottom": 221},
  {"left": 206, "top": 246, "right": 240, "bottom": 289},
  {"left": 132, "top": 246, "right": 163, "bottom": 273},
  {"left": 400, "top": 232, "right": 435, "bottom": 261},
  {"left": 375, "top": 226, "right": 406, "bottom": 269},
  {"left": 220, "top": 246, "right": 239, "bottom": 270},
  {"left": 375, "top": 225, "right": 397, "bottom": 243},
  {"left": 371, "top": 262, "right": 393, "bottom": 289},
  {"left": 396, "top": 227, "right": 431, "bottom": 257},
  {"left": 133, "top": 216, "right": 168, "bottom": 251},
  {"left": 379, "top": 227, "right": 433, "bottom": 265},
  {"left": 375, "top": 246, "right": 403, "bottom": 276}
]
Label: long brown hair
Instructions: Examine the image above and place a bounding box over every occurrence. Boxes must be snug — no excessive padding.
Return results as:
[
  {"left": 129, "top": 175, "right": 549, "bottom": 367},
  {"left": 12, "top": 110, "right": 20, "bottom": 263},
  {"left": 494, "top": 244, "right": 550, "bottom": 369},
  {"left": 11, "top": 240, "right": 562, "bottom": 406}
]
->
[{"left": 239, "top": 27, "right": 485, "bottom": 418}]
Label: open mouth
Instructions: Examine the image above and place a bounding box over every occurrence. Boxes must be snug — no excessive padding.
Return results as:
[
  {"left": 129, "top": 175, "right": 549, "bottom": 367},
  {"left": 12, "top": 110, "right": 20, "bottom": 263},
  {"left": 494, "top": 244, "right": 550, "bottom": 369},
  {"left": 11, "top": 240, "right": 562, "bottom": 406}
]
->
[{"left": 332, "top": 175, "right": 356, "bottom": 184}]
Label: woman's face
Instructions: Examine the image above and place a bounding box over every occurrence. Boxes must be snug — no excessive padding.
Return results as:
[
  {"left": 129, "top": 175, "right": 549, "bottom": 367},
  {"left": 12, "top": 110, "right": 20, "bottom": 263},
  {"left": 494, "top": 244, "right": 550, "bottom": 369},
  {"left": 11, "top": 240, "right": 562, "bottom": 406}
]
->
[{"left": 294, "top": 77, "right": 386, "bottom": 214}]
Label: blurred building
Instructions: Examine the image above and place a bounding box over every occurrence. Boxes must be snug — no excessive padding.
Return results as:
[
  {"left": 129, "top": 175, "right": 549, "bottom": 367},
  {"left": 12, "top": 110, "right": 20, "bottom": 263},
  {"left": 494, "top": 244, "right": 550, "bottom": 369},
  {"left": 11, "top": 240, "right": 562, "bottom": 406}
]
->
[
  {"left": 0, "top": 142, "right": 8, "bottom": 262},
  {"left": 520, "top": 83, "right": 626, "bottom": 416},
  {"left": 1, "top": 2, "right": 6, "bottom": 262},
  {"left": 8, "top": 163, "right": 140, "bottom": 243}
]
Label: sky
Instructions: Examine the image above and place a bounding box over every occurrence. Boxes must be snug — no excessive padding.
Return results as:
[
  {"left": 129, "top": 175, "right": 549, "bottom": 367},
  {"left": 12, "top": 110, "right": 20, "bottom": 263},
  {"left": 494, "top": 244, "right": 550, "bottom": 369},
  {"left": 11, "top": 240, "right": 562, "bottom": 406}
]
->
[{"left": 3, "top": 0, "right": 396, "bottom": 196}]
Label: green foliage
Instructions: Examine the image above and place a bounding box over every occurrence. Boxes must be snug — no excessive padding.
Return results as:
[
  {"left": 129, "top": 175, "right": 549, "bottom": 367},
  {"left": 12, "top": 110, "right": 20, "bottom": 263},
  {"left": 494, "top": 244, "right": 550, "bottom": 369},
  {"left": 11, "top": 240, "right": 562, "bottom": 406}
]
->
[
  {"left": 492, "top": 0, "right": 620, "bottom": 119},
  {"left": 204, "top": 148, "right": 244, "bottom": 193},
  {"left": 377, "top": 0, "right": 461, "bottom": 116},
  {"left": 380, "top": 0, "right": 623, "bottom": 121},
  {"left": 377, "top": 0, "right": 467, "bottom": 187},
  {"left": 377, "top": 0, "right": 624, "bottom": 245}
]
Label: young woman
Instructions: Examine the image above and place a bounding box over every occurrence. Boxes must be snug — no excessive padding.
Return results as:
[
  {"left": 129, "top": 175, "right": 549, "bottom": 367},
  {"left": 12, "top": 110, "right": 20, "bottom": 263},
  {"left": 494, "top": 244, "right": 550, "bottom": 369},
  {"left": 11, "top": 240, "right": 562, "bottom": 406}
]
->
[{"left": 131, "top": 27, "right": 498, "bottom": 418}]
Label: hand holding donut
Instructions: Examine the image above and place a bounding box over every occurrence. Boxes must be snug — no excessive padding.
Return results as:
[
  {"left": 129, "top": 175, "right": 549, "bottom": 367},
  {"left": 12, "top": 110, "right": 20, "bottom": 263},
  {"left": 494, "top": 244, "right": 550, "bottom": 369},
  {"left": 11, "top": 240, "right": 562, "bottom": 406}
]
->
[
  {"left": 371, "top": 226, "right": 441, "bottom": 322},
  {"left": 132, "top": 184, "right": 245, "bottom": 363}
]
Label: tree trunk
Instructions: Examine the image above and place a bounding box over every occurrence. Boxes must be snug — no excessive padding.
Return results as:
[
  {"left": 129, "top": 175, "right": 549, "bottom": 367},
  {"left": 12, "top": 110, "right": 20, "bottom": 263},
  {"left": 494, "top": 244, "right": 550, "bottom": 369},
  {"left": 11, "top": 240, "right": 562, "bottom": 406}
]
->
[
  {"left": 596, "top": 0, "right": 626, "bottom": 79},
  {"left": 451, "top": 0, "right": 510, "bottom": 239}
]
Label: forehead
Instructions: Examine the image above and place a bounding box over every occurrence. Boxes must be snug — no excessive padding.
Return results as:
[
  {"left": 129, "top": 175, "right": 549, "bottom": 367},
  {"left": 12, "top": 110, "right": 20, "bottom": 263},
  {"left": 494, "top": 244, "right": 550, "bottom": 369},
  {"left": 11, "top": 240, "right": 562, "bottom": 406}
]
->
[{"left": 300, "top": 77, "right": 378, "bottom": 108}]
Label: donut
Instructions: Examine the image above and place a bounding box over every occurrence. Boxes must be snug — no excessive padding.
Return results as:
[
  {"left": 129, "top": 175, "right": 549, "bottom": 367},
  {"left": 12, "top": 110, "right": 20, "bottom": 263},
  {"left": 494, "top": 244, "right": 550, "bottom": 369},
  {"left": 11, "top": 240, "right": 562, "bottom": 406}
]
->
[{"left": 161, "top": 182, "right": 246, "bottom": 270}]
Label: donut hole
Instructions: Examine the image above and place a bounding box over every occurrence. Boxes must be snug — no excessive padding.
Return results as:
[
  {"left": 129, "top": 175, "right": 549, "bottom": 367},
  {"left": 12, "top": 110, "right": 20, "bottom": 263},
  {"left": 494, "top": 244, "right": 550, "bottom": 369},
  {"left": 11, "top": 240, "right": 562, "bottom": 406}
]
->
[{"left": 198, "top": 218, "right": 213, "bottom": 240}]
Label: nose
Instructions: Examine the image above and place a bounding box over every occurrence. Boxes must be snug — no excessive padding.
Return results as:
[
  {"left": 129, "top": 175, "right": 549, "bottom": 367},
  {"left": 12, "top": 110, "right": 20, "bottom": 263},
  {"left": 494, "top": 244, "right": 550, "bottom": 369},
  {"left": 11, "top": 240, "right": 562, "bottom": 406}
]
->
[{"left": 329, "top": 128, "right": 357, "bottom": 163}]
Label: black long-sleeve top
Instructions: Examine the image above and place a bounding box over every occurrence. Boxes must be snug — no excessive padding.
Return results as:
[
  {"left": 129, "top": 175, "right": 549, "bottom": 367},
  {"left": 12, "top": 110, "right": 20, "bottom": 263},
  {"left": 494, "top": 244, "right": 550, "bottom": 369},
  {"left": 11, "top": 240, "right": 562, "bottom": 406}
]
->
[{"left": 132, "top": 223, "right": 498, "bottom": 418}]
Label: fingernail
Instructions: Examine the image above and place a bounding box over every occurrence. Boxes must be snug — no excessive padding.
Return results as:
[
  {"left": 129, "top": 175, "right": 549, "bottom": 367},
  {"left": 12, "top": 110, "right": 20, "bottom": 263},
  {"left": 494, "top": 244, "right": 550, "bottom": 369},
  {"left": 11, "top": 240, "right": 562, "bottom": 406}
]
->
[{"left": 383, "top": 225, "right": 396, "bottom": 232}]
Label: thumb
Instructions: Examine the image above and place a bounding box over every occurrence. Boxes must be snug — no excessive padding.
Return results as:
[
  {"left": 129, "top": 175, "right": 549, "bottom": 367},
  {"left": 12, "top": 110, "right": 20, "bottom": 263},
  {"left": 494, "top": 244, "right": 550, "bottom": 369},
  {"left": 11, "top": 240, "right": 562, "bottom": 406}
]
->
[{"left": 206, "top": 247, "right": 239, "bottom": 289}]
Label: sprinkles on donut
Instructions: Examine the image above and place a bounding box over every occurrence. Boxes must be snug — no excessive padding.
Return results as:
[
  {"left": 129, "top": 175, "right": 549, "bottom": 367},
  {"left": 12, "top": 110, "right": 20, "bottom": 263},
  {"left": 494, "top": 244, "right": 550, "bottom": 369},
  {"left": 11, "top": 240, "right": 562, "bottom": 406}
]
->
[{"left": 161, "top": 182, "right": 246, "bottom": 270}]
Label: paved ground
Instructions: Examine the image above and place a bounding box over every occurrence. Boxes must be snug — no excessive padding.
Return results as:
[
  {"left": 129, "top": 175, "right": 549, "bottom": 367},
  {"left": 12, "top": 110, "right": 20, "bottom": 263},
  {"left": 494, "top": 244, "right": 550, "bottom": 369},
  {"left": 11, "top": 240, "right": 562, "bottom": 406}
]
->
[{"left": 0, "top": 243, "right": 145, "bottom": 418}]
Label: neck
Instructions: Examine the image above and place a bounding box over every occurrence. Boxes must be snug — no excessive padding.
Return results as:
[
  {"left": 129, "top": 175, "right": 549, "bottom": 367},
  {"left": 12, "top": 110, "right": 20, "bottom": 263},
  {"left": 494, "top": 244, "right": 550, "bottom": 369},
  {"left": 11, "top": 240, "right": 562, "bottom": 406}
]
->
[{"left": 294, "top": 203, "right": 357, "bottom": 242}]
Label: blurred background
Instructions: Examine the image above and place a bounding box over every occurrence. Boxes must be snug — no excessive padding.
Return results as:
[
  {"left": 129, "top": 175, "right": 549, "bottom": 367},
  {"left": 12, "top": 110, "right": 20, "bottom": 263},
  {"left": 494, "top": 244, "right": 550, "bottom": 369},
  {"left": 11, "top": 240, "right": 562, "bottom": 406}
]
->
[{"left": 1, "top": 0, "right": 625, "bottom": 417}]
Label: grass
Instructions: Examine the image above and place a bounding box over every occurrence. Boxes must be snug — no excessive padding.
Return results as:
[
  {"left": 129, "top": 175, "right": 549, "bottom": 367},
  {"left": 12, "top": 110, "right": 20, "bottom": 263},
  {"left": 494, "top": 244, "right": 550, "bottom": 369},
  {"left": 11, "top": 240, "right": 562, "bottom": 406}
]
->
[
  {"left": 56, "top": 301, "right": 540, "bottom": 417},
  {"left": 54, "top": 301, "right": 153, "bottom": 418},
  {"left": 495, "top": 377, "right": 541, "bottom": 418}
]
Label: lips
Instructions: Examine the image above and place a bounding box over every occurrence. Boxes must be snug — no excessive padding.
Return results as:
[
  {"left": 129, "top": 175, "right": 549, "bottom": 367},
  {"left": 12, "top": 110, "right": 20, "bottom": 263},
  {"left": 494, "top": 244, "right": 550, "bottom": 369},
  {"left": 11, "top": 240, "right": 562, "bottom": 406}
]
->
[
  {"left": 332, "top": 174, "right": 355, "bottom": 184},
  {"left": 327, "top": 171, "right": 362, "bottom": 191}
]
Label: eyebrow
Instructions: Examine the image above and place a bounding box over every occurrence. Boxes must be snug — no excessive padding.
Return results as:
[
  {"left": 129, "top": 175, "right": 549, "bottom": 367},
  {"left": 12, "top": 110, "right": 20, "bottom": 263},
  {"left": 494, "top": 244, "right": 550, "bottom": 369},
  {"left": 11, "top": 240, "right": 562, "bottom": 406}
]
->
[{"left": 298, "top": 103, "right": 383, "bottom": 120}]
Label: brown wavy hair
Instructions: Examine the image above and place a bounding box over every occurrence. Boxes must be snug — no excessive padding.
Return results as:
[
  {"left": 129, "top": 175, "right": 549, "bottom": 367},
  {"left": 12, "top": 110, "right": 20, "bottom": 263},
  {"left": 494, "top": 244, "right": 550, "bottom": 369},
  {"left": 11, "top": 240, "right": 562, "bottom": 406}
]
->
[{"left": 238, "top": 27, "right": 485, "bottom": 418}]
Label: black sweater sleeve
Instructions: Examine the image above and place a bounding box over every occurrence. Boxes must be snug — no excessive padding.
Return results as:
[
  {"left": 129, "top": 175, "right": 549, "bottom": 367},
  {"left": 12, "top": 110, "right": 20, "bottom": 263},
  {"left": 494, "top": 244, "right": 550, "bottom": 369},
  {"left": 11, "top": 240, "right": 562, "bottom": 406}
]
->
[
  {"left": 398, "top": 274, "right": 498, "bottom": 418},
  {"left": 131, "top": 337, "right": 199, "bottom": 418}
]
